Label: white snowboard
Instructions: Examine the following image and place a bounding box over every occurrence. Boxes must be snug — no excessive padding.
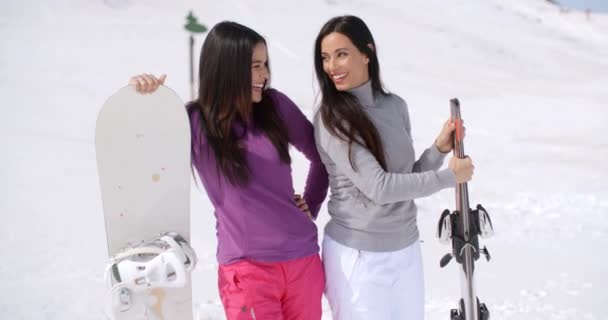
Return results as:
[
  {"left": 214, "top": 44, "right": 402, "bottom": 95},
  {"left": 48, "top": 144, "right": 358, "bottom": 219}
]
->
[{"left": 95, "top": 85, "right": 193, "bottom": 320}]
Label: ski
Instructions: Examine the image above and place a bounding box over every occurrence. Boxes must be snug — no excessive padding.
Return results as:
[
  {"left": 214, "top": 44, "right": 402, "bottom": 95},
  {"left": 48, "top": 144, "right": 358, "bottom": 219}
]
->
[{"left": 437, "top": 98, "right": 494, "bottom": 320}]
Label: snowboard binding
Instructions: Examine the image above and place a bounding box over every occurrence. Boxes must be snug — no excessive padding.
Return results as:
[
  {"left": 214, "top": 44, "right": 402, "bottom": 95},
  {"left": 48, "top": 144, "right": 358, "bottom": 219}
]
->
[{"left": 104, "top": 232, "right": 197, "bottom": 319}]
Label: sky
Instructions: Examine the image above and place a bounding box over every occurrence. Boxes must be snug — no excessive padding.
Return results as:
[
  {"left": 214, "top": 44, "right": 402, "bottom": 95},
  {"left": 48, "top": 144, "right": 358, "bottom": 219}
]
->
[{"left": 558, "top": 0, "right": 608, "bottom": 11}]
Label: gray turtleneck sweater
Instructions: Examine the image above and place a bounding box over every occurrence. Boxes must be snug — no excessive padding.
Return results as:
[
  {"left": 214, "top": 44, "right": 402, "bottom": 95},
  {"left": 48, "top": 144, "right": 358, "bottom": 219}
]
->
[{"left": 313, "top": 81, "right": 456, "bottom": 252}]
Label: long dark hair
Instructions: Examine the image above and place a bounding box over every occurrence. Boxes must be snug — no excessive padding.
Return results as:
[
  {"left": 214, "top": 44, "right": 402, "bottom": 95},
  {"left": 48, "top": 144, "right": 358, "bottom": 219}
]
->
[
  {"left": 314, "top": 15, "right": 388, "bottom": 171},
  {"left": 193, "top": 21, "right": 290, "bottom": 185}
]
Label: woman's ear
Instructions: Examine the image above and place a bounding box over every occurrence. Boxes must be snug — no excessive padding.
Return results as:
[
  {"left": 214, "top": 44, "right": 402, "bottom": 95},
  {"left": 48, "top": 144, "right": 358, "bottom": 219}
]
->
[{"left": 365, "top": 43, "right": 375, "bottom": 64}]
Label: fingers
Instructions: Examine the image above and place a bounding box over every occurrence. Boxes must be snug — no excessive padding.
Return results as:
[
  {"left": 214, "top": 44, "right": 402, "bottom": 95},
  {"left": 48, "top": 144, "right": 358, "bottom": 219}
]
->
[
  {"left": 465, "top": 157, "right": 474, "bottom": 182},
  {"left": 463, "top": 156, "right": 474, "bottom": 168},
  {"left": 460, "top": 119, "right": 466, "bottom": 139},
  {"left": 142, "top": 73, "right": 157, "bottom": 91},
  {"left": 449, "top": 156, "right": 475, "bottom": 184},
  {"left": 294, "top": 194, "right": 307, "bottom": 209},
  {"left": 294, "top": 194, "right": 312, "bottom": 218},
  {"left": 304, "top": 210, "right": 313, "bottom": 220},
  {"left": 129, "top": 73, "right": 166, "bottom": 94},
  {"left": 446, "top": 119, "right": 456, "bottom": 132},
  {"left": 296, "top": 198, "right": 309, "bottom": 212},
  {"left": 128, "top": 76, "right": 139, "bottom": 87},
  {"left": 457, "top": 119, "right": 466, "bottom": 136},
  {"left": 304, "top": 211, "right": 314, "bottom": 221},
  {"left": 435, "top": 119, "right": 457, "bottom": 153},
  {"left": 440, "top": 119, "right": 455, "bottom": 136}
]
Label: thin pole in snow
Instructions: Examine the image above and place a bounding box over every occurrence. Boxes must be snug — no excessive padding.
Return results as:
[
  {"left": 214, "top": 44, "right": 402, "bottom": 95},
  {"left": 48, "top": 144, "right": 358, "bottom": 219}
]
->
[{"left": 184, "top": 11, "right": 207, "bottom": 101}]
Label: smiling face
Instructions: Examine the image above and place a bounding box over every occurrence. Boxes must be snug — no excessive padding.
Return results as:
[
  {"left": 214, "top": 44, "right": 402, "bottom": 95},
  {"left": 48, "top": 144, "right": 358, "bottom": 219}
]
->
[
  {"left": 251, "top": 42, "right": 269, "bottom": 103},
  {"left": 320, "top": 32, "right": 370, "bottom": 91}
]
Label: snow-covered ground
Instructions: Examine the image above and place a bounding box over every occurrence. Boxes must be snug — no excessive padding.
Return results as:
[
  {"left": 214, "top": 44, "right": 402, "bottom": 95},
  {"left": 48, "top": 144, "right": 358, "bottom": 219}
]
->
[{"left": 1, "top": 0, "right": 607, "bottom": 319}]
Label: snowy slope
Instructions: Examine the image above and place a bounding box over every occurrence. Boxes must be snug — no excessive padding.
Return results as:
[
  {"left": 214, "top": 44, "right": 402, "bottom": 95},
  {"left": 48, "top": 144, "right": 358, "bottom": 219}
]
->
[{"left": 1, "top": 0, "right": 607, "bottom": 319}]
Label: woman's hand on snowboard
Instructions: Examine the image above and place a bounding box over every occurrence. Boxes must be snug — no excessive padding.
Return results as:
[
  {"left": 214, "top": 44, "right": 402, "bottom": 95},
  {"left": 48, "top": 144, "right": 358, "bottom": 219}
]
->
[{"left": 129, "top": 74, "right": 166, "bottom": 94}]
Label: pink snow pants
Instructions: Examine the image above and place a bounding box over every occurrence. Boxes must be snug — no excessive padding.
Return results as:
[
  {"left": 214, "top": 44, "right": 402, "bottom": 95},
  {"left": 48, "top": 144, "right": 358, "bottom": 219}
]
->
[{"left": 218, "top": 254, "right": 324, "bottom": 320}]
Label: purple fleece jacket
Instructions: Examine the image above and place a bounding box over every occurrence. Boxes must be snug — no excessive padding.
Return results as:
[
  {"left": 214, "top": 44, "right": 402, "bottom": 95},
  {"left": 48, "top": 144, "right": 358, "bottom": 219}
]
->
[{"left": 188, "top": 89, "right": 328, "bottom": 265}]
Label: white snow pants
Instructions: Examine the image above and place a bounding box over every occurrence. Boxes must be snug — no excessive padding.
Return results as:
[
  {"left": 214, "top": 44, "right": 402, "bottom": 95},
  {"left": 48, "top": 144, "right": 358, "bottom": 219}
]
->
[{"left": 322, "top": 235, "right": 425, "bottom": 320}]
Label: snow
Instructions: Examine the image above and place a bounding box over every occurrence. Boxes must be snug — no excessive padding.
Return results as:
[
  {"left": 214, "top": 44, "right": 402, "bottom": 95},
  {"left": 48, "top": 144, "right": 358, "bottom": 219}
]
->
[{"left": 1, "top": 0, "right": 606, "bottom": 319}]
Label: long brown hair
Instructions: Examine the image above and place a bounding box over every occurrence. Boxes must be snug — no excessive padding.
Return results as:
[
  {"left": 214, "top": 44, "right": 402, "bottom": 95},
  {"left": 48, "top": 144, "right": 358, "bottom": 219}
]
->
[
  {"left": 193, "top": 21, "right": 290, "bottom": 185},
  {"left": 314, "top": 15, "right": 388, "bottom": 171}
]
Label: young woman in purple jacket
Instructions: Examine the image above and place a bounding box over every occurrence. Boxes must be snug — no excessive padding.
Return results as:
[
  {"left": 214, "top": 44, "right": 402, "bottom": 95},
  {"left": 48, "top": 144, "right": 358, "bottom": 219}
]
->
[{"left": 130, "top": 21, "right": 328, "bottom": 320}]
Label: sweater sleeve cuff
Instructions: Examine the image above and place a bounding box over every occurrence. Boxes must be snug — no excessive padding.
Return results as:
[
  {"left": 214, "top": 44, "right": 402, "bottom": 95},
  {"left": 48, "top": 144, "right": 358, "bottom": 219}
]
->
[
  {"left": 429, "top": 142, "right": 450, "bottom": 162},
  {"left": 437, "top": 168, "right": 456, "bottom": 188}
]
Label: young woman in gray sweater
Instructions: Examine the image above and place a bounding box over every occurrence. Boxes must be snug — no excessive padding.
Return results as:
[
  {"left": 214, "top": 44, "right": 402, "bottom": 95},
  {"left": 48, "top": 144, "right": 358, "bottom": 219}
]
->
[{"left": 313, "top": 15, "right": 475, "bottom": 320}]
